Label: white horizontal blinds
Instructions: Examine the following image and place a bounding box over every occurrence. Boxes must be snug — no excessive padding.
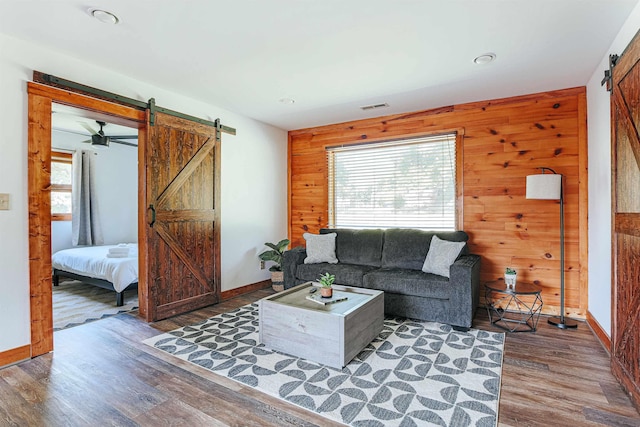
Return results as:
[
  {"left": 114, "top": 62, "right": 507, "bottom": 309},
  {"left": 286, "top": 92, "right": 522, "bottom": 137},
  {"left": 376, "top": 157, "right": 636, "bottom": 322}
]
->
[{"left": 327, "top": 133, "right": 456, "bottom": 230}]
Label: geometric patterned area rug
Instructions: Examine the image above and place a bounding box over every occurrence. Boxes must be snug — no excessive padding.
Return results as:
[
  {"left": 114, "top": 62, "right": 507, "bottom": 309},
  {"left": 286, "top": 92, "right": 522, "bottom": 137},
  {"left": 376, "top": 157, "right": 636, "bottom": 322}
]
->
[
  {"left": 53, "top": 280, "right": 138, "bottom": 331},
  {"left": 144, "top": 303, "right": 504, "bottom": 426}
]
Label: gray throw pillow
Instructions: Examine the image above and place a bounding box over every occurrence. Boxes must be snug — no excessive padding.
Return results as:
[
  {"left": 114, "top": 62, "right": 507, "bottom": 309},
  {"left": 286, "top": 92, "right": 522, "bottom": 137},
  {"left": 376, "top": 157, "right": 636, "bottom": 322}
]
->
[
  {"left": 421, "top": 235, "right": 465, "bottom": 278},
  {"left": 303, "top": 232, "right": 339, "bottom": 264}
]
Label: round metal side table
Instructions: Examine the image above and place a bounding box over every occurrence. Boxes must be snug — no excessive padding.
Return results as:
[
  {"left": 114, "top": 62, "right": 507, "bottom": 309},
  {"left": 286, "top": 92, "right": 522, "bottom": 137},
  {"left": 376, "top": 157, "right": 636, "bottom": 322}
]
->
[{"left": 485, "top": 281, "right": 543, "bottom": 332}]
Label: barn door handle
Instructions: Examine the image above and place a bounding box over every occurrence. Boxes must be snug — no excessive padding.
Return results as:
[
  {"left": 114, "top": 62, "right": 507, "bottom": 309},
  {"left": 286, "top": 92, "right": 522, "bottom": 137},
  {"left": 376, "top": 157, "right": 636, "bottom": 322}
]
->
[{"left": 147, "top": 204, "right": 156, "bottom": 227}]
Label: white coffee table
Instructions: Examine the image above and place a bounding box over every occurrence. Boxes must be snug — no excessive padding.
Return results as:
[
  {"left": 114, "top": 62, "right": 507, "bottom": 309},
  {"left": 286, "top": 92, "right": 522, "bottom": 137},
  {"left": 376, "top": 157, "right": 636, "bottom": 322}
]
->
[{"left": 259, "top": 282, "right": 384, "bottom": 369}]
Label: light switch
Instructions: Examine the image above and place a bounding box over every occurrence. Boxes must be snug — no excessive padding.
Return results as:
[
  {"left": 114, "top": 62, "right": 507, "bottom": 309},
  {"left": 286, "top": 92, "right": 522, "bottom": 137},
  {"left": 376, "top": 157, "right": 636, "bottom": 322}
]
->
[{"left": 0, "top": 193, "right": 9, "bottom": 210}]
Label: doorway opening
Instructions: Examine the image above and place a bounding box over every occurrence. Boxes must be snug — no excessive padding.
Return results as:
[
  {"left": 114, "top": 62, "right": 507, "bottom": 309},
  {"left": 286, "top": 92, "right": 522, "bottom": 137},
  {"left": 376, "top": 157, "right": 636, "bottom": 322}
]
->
[
  {"left": 50, "top": 104, "right": 140, "bottom": 331},
  {"left": 29, "top": 78, "right": 226, "bottom": 357},
  {"left": 28, "top": 82, "right": 146, "bottom": 357}
]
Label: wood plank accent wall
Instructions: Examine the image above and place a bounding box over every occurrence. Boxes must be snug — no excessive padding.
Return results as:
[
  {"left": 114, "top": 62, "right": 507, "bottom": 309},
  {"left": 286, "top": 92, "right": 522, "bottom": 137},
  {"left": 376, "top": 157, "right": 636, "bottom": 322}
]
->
[{"left": 288, "top": 87, "right": 588, "bottom": 318}]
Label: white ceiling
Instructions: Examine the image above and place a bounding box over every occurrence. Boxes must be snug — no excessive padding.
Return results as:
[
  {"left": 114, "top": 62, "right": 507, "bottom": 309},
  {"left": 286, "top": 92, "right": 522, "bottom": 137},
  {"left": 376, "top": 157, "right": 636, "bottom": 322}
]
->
[
  {"left": 1, "top": 0, "right": 638, "bottom": 130},
  {"left": 51, "top": 105, "right": 138, "bottom": 146}
]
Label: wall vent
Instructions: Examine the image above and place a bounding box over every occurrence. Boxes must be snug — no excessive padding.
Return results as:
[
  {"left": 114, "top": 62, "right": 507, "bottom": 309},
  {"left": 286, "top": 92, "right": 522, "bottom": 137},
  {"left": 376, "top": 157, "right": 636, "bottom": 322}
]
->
[{"left": 360, "top": 102, "right": 390, "bottom": 111}]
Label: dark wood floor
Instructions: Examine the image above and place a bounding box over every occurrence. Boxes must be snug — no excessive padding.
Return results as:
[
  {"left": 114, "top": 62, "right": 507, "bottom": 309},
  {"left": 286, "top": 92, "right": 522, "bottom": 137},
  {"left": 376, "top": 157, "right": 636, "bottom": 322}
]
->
[{"left": 1, "top": 288, "right": 639, "bottom": 426}]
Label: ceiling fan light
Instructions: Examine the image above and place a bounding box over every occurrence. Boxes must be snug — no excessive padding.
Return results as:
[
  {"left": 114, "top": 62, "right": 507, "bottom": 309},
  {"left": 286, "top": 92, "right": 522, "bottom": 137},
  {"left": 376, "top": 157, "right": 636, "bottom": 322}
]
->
[
  {"left": 91, "top": 134, "right": 109, "bottom": 148},
  {"left": 90, "top": 9, "right": 119, "bottom": 25}
]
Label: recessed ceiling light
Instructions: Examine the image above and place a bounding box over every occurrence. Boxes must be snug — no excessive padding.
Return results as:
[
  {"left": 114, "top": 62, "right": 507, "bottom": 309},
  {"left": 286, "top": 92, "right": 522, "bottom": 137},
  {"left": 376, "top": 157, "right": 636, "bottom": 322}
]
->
[
  {"left": 474, "top": 53, "right": 496, "bottom": 65},
  {"left": 279, "top": 98, "right": 295, "bottom": 105},
  {"left": 89, "top": 8, "right": 119, "bottom": 24}
]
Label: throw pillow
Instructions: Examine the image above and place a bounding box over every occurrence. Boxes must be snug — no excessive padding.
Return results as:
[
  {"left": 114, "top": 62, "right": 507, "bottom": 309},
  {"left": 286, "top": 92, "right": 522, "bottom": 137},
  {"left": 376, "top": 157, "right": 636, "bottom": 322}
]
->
[
  {"left": 303, "top": 232, "right": 339, "bottom": 264},
  {"left": 421, "top": 235, "right": 466, "bottom": 278}
]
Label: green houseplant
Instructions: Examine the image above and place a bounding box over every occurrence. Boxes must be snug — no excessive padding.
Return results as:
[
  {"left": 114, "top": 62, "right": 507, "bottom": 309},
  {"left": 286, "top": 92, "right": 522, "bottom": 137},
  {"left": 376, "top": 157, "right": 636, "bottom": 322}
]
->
[
  {"left": 259, "top": 239, "right": 290, "bottom": 289},
  {"left": 318, "top": 272, "right": 336, "bottom": 298},
  {"left": 504, "top": 267, "right": 517, "bottom": 288}
]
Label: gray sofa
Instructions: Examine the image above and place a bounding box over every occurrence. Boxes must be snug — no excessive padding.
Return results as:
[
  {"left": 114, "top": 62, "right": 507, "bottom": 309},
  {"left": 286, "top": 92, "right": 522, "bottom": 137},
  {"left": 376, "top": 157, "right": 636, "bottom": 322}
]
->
[{"left": 283, "top": 228, "right": 481, "bottom": 329}]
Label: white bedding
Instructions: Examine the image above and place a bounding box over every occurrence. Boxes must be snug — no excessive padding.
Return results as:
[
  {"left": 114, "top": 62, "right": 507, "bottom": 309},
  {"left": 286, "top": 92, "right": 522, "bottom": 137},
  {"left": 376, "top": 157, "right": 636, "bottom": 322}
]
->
[{"left": 52, "top": 244, "right": 139, "bottom": 293}]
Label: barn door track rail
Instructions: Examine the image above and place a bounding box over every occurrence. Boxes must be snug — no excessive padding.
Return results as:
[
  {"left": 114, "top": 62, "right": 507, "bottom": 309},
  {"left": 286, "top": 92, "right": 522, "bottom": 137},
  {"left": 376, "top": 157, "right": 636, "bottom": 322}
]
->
[{"left": 33, "top": 71, "right": 236, "bottom": 135}]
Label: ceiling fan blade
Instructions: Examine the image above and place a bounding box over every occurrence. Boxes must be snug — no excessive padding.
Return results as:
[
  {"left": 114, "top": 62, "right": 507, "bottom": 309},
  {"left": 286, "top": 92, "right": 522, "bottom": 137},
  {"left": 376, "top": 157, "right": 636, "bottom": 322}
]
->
[
  {"left": 110, "top": 138, "right": 138, "bottom": 147},
  {"left": 79, "top": 122, "right": 98, "bottom": 135},
  {"left": 82, "top": 138, "right": 92, "bottom": 143},
  {"left": 107, "top": 135, "right": 138, "bottom": 139}
]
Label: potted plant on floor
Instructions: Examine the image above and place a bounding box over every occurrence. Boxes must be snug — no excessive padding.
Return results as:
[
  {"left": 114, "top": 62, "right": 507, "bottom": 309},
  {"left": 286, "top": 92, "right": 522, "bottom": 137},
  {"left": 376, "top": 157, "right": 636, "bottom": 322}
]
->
[
  {"left": 318, "top": 272, "right": 336, "bottom": 298},
  {"left": 259, "top": 239, "right": 290, "bottom": 291}
]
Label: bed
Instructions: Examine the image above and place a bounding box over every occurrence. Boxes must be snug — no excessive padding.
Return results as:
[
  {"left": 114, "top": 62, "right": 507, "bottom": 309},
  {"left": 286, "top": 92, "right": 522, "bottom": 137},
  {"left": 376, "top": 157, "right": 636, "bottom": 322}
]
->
[{"left": 52, "top": 244, "right": 139, "bottom": 306}]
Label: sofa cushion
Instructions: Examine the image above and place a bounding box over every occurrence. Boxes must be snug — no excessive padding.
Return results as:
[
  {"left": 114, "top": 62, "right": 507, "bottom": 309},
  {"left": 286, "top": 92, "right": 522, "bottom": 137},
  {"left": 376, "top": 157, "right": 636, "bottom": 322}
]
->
[
  {"left": 381, "top": 229, "right": 469, "bottom": 270},
  {"left": 296, "top": 263, "right": 376, "bottom": 287},
  {"left": 362, "top": 268, "right": 452, "bottom": 300},
  {"left": 421, "top": 236, "right": 466, "bottom": 278},
  {"left": 303, "top": 232, "right": 338, "bottom": 264},
  {"left": 320, "top": 228, "right": 383, "bottom": 267}
]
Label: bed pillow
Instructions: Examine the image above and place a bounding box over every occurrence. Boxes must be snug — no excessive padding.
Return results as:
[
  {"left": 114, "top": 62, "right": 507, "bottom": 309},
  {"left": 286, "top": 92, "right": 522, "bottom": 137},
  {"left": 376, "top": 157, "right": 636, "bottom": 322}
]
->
[
  {"left": 421, "top": 235, "right": 465, "bottom": 278},
  {"left": 303, "top": 232, "right": 338, "bottom": 264}
]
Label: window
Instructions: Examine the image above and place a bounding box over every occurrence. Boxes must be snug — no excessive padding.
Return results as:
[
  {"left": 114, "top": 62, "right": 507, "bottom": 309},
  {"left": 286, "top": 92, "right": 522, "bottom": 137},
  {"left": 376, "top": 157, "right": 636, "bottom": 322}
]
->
[
  {"left": 327, "top": 133, "right": 457, "bottom": 230},
  {"left": 51, "top": 151, "right": 72, "bottom": 221}
]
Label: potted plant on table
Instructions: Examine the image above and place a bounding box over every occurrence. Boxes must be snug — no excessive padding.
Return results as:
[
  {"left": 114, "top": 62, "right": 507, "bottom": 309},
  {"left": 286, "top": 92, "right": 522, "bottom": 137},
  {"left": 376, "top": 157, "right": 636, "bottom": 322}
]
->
[
  {"left": 504, "top": 267, "right": 517, "bottom": 289},
  {"left": 318, "top": 272, "right": 336, "bottom": 298},
  {"left": 258, "top": 239, "right": 290, "bottom": 291}
]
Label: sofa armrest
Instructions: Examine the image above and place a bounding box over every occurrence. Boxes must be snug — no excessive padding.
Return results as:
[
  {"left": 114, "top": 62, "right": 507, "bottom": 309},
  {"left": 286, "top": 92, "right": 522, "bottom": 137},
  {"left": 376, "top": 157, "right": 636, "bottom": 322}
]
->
[
  {"left": 283, "top": 246, "right": 306, "bottom": 290},
  {"left": 448, "top": 254, "right": 482, "bottom": 328}
]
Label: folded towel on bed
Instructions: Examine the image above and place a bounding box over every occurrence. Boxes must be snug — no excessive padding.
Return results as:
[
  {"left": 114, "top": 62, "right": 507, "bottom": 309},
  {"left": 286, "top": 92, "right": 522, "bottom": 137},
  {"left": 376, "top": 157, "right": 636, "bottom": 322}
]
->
[
  {"left": 107, "top": 252, "right": 130, "bottom": 258},
  {"left": 109, "top": 247, "right": 130, "bottom": 254},
  {"left": 108, "top": 245, "right": 130, "bottom": 258},
  {"left": 108, "top": 251, "right": 129, "bottom": 257}
]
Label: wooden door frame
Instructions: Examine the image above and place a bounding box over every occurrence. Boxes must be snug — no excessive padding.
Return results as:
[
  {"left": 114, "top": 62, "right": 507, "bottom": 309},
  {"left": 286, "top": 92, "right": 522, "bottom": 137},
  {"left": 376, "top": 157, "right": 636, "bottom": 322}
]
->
[{"left": 27, "top": 82, "right": 146, "bottom": 357}]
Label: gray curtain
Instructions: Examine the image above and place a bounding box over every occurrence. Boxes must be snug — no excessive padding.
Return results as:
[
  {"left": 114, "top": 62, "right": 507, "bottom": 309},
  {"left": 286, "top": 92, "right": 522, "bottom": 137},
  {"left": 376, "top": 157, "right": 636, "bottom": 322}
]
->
[{"left": 71, "top": 150, "right": 103, "bottom": 246}]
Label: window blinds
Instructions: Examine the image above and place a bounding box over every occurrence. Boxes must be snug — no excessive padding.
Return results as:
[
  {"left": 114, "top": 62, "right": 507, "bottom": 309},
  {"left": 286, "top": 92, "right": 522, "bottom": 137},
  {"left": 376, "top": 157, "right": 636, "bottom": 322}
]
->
[{"left": 327, "top": 133, "right": 456, "bottom": 230}]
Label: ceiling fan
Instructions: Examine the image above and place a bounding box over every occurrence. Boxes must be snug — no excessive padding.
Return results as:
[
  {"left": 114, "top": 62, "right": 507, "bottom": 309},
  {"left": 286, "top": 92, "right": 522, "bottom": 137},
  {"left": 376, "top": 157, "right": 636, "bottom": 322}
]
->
[{"left": 80, "top": 121, "right": 138, "bottom": 148}]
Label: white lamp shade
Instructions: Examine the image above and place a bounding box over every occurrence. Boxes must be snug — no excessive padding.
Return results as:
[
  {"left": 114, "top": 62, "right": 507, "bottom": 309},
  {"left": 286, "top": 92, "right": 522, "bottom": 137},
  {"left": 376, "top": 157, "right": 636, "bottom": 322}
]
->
[{"left": 526, "top": 174, "right": 561, "bottom": 200}]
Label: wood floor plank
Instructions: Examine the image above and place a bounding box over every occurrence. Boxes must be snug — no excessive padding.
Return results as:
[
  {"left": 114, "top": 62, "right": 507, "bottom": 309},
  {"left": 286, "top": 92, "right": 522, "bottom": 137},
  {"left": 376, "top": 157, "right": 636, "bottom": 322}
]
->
[
  {"left": 601, "top": 379, "right": 640, "bottom": 408},
  {"left": 583, "top": 407, "right": 640, "bottom": 427},
  {"left": 49, "top": 331, "right": 169, "bottom": 420},
  {"left": 0, "top": 289, "right": 637, "bottom": 427},
  {"left": 0, "top": 370, "right": 86, "bottom": 427},
  {"left": 133, "top": 399, "right": 226, "bottom": 427},
  {"left": 155, "top": 376, "right": 318, "bottom": 427},
  {"left": 0, "top": 364, "right": 45, "bottom": 404},
  {"left": 0, "top": 374, "right": 32, "bottom": 426}
]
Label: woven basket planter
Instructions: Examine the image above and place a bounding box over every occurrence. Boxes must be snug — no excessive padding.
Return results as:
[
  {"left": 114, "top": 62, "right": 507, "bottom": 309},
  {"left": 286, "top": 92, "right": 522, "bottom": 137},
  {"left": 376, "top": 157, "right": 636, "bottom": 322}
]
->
[{"left": 271, "top": 271, "right": 284, "bottom": 292}]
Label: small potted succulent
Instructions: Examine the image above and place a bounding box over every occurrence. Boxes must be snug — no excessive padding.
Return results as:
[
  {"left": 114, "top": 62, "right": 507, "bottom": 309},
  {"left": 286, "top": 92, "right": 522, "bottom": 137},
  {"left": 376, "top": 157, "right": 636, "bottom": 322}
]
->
[
  {"left": 318, "top": 272, "right": 336, "bottom": 298},
  {"left": 504, "top": 267, "right": 517, "bottom": 288}
]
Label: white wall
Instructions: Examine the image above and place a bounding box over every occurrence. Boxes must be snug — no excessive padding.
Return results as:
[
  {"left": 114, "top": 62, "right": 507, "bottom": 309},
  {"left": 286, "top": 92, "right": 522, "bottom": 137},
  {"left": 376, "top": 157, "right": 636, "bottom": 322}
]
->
[
  {"left": 91, "top": 141, "right": 138, "bottom": 245},
  {"left": 0, "top": 33, "right": 288, "bottom": 354},
  {"left": 51, "top": 221, "right": 72, "bottom": 254},
  {"left": 50, "top": 130, "right": 139, "bottom": 253},
  {"left": 586, "top": 2, "right": 640, "bottom": 337}
]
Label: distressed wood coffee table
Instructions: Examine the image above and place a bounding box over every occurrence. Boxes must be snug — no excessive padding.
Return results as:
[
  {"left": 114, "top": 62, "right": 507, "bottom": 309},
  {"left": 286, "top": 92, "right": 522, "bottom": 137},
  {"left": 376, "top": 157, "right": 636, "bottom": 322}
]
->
[{"left": 259, "top": 282, "right": 384, "bottom": 369}]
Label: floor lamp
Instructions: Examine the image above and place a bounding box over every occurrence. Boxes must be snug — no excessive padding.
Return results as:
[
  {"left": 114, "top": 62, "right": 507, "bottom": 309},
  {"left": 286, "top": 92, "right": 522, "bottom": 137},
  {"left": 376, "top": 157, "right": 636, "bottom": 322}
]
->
[{"left": 526, "top": 167, "right": 578, "bottom": 329}]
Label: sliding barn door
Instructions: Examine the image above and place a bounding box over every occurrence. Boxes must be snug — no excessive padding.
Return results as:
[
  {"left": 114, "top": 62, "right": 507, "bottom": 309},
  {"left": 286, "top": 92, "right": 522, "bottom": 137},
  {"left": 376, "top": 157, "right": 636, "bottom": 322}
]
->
[
  {"left": 143, "top": 111, "right": 220, "bottom": 321},
  {"left": 611, "top": 31, "right": 640, "bottom": 408}
]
